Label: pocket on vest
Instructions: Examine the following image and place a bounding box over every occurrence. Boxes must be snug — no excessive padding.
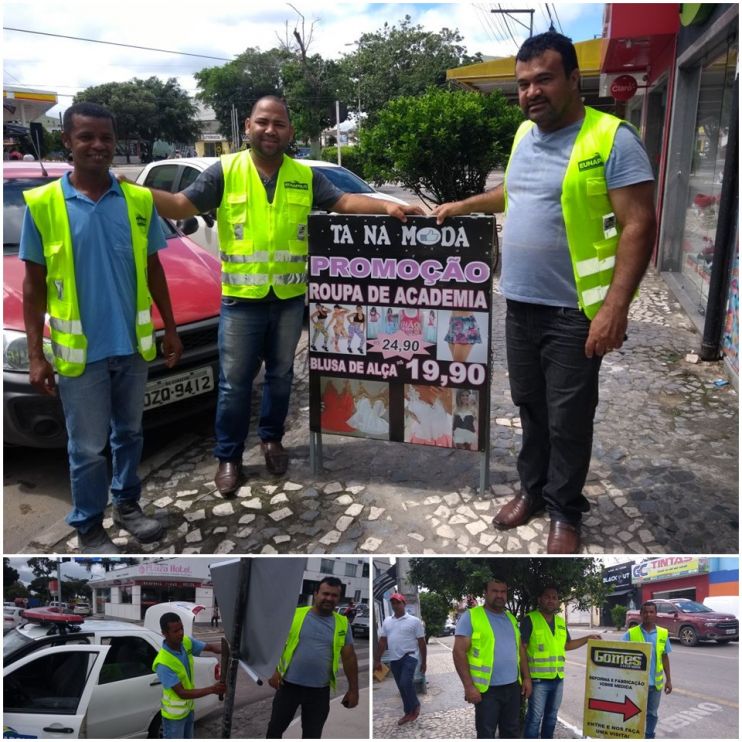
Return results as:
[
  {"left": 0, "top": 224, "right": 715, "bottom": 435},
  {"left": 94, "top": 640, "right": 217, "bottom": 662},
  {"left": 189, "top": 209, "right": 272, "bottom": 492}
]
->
[{"left": 585, "top": 177, "right": 610, "bottom": 218}]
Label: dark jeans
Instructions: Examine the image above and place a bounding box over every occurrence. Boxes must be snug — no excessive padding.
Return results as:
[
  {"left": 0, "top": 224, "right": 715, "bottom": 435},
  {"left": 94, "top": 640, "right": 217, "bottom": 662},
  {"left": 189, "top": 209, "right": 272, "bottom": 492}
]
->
[
  {"left": 266, "top": 681, "right": 330, "bottom": 739},
  {"left": 389, "top": 653, "right": 419, "bottom": 714},
  {"left": 505, "top": 300, "right": 603, "bottom": 524},
  {"left": 474, "top": 682, "right": 521, "bottom": 738}
]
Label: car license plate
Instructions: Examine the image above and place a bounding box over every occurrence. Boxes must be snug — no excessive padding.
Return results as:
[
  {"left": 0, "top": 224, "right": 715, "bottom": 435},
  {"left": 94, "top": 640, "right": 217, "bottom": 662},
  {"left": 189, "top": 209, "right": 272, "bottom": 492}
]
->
[
  {"left": 144, "top": 367, "right": 214, "bottom": 410},
  {"left": 725, "top": 629, "right": 737, "bottom": 634}
]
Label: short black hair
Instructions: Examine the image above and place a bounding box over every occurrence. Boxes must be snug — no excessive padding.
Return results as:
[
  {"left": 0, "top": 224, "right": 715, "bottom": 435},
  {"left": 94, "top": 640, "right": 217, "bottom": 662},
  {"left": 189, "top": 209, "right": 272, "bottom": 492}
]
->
[
  {"left": 159, "top": 611, "right": 182, "bottom": 633},
  {"left": 516, "top": 32, "right": 579, "bottom": 77},
  {"left": 63, "top": 101, "right": 116, "bottom": 135},
  {"left": 484, "top": 576, "right": 508, "bottom": 591},
  {"left": 250, "top": 95, "right": 291, "bottom": 119},
  {"left": 539, "top": 584, "right": 560, "bottom": 597},
  {"left": 640, "top": 601, "right": 658, "bottom": 612},
  {"left": 317, "top": 576, "right": 343, "bottom": 592}
]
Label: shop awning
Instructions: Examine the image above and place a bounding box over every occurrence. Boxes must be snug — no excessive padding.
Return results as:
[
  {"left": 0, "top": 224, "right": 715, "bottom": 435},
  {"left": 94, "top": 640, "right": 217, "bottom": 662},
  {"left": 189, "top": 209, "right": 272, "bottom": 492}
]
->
[{"left": 607, "top": 588, "right": 635, "bottom": 597}]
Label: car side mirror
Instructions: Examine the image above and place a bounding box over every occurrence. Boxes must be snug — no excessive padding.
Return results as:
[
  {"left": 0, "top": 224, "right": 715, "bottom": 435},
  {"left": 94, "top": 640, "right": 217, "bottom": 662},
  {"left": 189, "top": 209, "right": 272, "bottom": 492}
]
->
[
  {"left": 202, "top": 212, "right": 215, "bottom": 228},
  {"left": 178, "top": 216, "right": 199, "bottom": 236}
]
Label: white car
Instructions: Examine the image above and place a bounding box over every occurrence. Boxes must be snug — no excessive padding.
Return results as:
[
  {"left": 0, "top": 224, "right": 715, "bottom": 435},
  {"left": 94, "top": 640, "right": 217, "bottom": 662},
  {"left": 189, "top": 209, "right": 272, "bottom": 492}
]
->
[
  {"left": 3, "top": 607, "right": 25, "bottom": 633},
  {"left": 73, "top": 601, "right": 92, "bottom": 616},
  {"left": 136, "top": 156, "right": 408, "bottom": 255},
  {"left": 3, "top": 603, "right": 220, "bottom": 738}
]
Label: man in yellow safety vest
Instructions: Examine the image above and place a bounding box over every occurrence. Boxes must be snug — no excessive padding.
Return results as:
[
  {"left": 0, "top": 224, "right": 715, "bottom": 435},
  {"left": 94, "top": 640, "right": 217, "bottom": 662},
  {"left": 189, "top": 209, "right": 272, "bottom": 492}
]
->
[
  {"left": 152, "top": 612, "right": 225, "bottom": 738},
  {"left": 452, "top": 576, "right": 532, "bottom": 738},
  {"left": 21, "top": 101, "right": 183, "bottom": 553},
  {"left": 267, "top": 576, "right": 359, "bottom": 738},
  {"left": 141, "top": 96, "right": 422, "bottom": 490},
  {"left": 434, "top": 32, "right": 656, "bottom": 553}
]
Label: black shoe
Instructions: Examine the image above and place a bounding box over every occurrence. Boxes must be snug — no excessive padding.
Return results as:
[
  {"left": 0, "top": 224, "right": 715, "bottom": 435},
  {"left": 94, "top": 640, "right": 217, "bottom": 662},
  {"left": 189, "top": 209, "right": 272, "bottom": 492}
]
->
[
  {"left": 112, "top": 501, "right": 164, "bottom": 543},
  {"left": 78, "top": 524, "right": 121, "bottom": 554}
]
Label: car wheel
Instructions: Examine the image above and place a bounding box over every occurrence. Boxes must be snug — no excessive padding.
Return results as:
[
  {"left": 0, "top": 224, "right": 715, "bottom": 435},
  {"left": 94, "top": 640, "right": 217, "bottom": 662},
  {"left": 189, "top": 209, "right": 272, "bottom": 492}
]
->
[
  {"left": 147, "top": 712, "right": 163, "bottom": 739},
  {"left": 678, "top": 626, "right": 698, "bottom": 647}
]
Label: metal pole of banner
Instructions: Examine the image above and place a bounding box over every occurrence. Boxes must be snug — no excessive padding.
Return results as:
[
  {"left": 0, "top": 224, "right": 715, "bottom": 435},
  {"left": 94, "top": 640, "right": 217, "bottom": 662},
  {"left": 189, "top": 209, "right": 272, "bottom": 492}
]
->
[
  {"left": 479, "top": 439, "right": 490, "bottom": 498},
  {"left": 221, "top": 558, "right": 251, "bottom": 739},
  {"left": 310, "top": 431, "right": 324, "bottom": 474}
]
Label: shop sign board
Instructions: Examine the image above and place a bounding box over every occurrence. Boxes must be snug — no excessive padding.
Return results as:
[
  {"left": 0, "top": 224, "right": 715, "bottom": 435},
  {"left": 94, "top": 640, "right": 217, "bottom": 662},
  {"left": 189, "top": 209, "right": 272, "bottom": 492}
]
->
[
  {"left": 602, "top": 562, "right": 634, "bottom": 591},
  {"left": 307, "top": 214, "right": 496, "bottom": 452},
  {"left": 610, "top": 74, "right": 638, "bottom": 100},
  {"left": 632, "top": 556, "right": 706, "bottom": 583},
  {"left": 583, "top": 639, "right": 651, "bottom": 739}
]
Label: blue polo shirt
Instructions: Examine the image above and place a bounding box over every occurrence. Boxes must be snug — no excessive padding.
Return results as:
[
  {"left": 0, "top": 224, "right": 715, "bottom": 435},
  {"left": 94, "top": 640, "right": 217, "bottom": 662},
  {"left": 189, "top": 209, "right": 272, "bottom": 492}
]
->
[
  {"left": 20, "top": 172, "right": 166, "bottom": 363},
  {"left": 155, "top": 637, "right": 206, "bottom": 690},
  {"left": 622, "top": 625, "right": 671, "bottom": 687}
]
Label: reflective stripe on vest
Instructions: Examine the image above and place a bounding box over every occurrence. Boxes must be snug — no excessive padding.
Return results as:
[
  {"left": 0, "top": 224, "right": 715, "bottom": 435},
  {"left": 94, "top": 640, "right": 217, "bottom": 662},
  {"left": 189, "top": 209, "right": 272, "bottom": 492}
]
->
[
  {"left": 152, "top": 635, "right": 195, "bottom": 719},
  {"left": 526, "top": 611, "right": 566, "bottom": 679},
  {"left": 277, "top": 606, "right": 348, "bottom": 690},
  {"left": 217, "top": 151, "right": 313, "bottom": 300},
  {"left": 23, "top": 178, "right": 156, "bottom": 376},
  {"left": 628, "top": 625, "right": 668, "bottom": 689},
  {"left": 504, "top": 107, "right": 631, "bottom": 319},
  {"left": 466, "top": 606, "right": 521, "bottom": 693}
]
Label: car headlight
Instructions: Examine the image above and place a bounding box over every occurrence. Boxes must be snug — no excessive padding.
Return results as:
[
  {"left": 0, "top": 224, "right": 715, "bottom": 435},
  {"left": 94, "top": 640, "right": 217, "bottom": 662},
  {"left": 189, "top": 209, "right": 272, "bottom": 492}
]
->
[
  {"left": 704, "top": 621, "right": 718, "bottom": 626},
  {"left": 3, "top": 329, "right": 53, "bottom": 371}
]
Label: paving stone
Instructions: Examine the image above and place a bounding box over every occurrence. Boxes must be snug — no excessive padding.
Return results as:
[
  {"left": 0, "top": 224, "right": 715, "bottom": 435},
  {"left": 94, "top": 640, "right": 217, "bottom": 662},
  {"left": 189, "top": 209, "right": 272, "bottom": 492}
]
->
[
  {"left": 213, "top": 526, "right": 227, "bottom": 535},
  {"left": 284, "top": 482, "right": 303, "bottom": 491},
  {"left": 184, "top": 509, "right": 206, "bottom": 523},
  {"left": 238, "top": 514, "right": 256, "bottom": 525},
  {"left": 324, "top": 482, "right": 344, "bottom": 494},
  {"left": 242, "top": 498, "right": 262, "bottom": 509},
  {"left": 360, "top": 537, "right": 382, "bottom": 551},
  {"left": 186, "top": 529, "right": 202, "bottom": 543},
  {"left": 269, "top": 508, "right": 293, "bottom": 522},
  {"left": 215, "top": 540, "right": 235, "bottom": 554},
  {"left": 213, "top": 502, "right": 234, "bottom": 516},
  {"left": 319, "top": 530, "right": 341, "bottom": 545},
  {"left": 335, "top": 516, "right": 353, "bottom": 532},
  {"left": 335, "top": 495, "right": 354, "bottom": 506},
  {"left": 345, "top": 504, "right": 364, "bottom": 517},
  {"left": 270, "top": 493, "right": 289, "bottom": 505}
]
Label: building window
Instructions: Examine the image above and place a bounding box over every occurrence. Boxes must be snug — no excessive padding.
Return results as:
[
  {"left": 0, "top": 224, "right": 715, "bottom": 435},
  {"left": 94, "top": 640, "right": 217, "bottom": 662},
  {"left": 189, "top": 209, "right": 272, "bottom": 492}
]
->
[
  {"left": 362, "top": 562, "right": 369, "bottom": 578},
  {"left": 120, "top": 586, "right": 133, "bottom": 604},
  {"left": 320, "top": 559, "right": 335, "bottom": 575},
  {"left": 345, "top": 563, "right": 358, "bottom": 578}
]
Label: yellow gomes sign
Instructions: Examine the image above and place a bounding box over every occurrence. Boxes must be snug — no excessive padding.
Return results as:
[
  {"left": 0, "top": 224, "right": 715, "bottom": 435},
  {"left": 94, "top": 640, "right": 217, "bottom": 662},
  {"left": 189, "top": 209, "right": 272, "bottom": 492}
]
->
[{"left": 583, "top": 640, "right": 651, "bottom": 739}]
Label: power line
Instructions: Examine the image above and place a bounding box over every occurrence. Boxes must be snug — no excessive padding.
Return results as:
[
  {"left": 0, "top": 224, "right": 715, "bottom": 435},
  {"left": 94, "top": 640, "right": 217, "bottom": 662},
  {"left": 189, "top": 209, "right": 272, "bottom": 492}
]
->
[
  {"left": 3, "top": 26, "right": 235, "bottom": 62},
  {"left": 551, "top": 4, "right": 564, "bottom": 34}
]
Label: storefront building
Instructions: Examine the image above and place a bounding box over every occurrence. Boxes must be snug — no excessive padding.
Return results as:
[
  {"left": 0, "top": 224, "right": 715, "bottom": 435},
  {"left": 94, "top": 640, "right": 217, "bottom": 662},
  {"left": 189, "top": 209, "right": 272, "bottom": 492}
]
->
[
  {"left": 600, "top": 560, "right": 640, "bottom": 626},
  {"left": 309, "top": 557, "right": 370, "bottom": 606},
  {"left": 632, "top": 556, "right": 739, "bottom": 604}
]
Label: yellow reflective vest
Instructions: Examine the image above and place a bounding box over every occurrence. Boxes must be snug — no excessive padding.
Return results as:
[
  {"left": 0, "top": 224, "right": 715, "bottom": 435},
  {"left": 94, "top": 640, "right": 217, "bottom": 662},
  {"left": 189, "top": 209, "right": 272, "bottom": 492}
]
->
[
  {"left": 217, "top": 151, "right": 313, "bottom": 300},
  {"left": 23, "top": 178, "right": 156, "bottom": 376},
  {"left": 467, "top": 606, "right": 521, "bottom": 693},
  {"left": 525, "top": 610, "right": 566, "bottom": 679},
  {"left": 504, "top": 106, "right": 631, "bottom": 319},
  {"left": 151, "top": 635, "right": 195, "bottom": 720},
  {"left": 277, "top": 606, "right": 348, "bottom": 690},
  {"left": 628, "top": 624, "right": 668, "bottom": 689}
]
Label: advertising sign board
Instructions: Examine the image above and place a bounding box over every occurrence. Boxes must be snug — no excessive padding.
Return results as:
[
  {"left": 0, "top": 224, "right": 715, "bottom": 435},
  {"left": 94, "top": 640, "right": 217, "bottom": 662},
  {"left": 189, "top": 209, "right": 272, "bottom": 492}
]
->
[
  {"left": 583, "top": 640, "right": 652, "bottom": 739},
  {"left": 307, "top": 214, "right": 495, "bottom": 469}
]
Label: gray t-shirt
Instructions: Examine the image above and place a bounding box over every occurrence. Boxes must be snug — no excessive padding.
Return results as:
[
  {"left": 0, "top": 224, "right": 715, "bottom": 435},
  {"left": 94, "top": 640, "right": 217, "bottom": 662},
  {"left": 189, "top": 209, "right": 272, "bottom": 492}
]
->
[
  {"left": 182, "top": 158, "right": 343, "bottom": 213},
  {"left": 456, "top": 608, "right": 519, "bottom": 686},
  {"left": 283, "top": 610, "right": 353, "bottom": 688},
  {"left": 501, "top": 120, "right": 655, "bottom": 308}
]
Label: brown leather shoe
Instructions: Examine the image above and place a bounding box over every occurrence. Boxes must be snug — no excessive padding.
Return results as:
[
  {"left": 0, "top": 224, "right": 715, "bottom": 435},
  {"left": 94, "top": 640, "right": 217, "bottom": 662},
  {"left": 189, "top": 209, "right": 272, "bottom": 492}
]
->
[
  {"left": 261, "top": 440, "right": 289, "bottom": 475},
  {"left": 397, "top": 713, "right": 413, "bottom": 726},
  {"left": 547, "top": 520, "right": 581, "bottom": 554},
  {"left": 214, "top": 460, "right": 242, "bottom": 496},
  {"left": 409, "top": 705, "right": 420, "bottom": 721},
  {"left": 492, "top": 492, "right": 545, "bottom": 530}
]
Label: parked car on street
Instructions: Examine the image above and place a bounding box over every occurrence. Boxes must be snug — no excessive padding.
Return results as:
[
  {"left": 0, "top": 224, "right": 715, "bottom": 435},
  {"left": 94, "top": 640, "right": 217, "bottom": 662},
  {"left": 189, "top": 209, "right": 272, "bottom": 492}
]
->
[
  {"left": 72, "top": 600, "right": 91, "bottom": 616},
  {"left": 349, "top": 603, "right": 370, "bottom": 638},
  {"left": 625, "top": 598, "right": 739, "bottom": 646},
  {"left": 3, "top": 161, "right": 223, "bottom": 448},
  {"left": 3, "top": 602, "right": 220, "bottom": 738},
  {"left": 135, "top": 156, "right": 409, "bottom": 255},
  {"left": 3, "top": 606, "right": 26, "bottom": 634}
]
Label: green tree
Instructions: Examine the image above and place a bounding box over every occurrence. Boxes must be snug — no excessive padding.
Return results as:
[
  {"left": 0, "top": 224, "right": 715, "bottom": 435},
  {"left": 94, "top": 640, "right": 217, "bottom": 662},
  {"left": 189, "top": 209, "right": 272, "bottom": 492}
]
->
[
  {"left": 419, "top": 591, "right": 452, "bottom": 642},
  {"left": 611, "top": 604, "right": 628, "bottom": 629},
  {"left": 4, "top": 557, "right": 19, "bottom": 586},
  {"left": 28, "top": 557, "right": 57, "bottom": 579},
  {"left": 61, "top": 578, "right": 91, "bottom": 602},
  {"left": 361, "top": 87, "right": 522, "bottom": 205},
  {"left": 76, "top": 77, "right": 200, "bottom": 163},
  {"left": 195, "top": 47, "right": 287, "bottom": 145},
  {"left": 408, "top": 558, "right": 608, "bottom": 621},
  {"left": 4, "top": 582, "right": 29, "bottom": 601},
  {"left": 337, "top": 15, "right": 481, "bottom": 126}
]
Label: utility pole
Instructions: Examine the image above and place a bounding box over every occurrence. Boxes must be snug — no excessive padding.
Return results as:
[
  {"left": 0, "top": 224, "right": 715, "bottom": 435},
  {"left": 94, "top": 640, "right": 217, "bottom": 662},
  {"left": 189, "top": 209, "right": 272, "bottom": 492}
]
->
[
  {"left": 335, "top": 100, "right": 342, "bottom": 166},
  {"left": 490, "top": 7, "right": 535, "bottom": 40}
]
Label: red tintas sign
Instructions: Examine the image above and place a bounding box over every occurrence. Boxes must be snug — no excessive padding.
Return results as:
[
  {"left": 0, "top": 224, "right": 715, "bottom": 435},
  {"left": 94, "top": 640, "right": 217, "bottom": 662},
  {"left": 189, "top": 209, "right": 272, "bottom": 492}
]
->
[{"left": 610, "top": 75, "right": 638, "bottom": 101}]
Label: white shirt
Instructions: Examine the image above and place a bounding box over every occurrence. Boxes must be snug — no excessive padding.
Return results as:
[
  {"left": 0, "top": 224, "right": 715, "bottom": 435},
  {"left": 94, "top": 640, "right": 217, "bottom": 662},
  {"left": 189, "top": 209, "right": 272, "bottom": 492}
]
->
[{"left": 380, "top": 612, "right": 425, "bottom": 660}]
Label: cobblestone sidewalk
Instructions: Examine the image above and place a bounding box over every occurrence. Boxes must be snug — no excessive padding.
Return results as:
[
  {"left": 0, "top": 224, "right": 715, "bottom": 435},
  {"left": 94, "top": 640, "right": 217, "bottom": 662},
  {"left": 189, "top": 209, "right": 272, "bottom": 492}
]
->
[{"left": 40, "top": 271, "right": 738, "bottom": 555}]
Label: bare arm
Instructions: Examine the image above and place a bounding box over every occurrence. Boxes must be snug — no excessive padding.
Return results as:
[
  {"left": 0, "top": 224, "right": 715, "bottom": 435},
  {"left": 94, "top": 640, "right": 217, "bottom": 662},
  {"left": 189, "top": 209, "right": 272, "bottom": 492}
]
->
[
  {"left": 374, "top": 636, "right": 388, "bottom": 670},
  {"left": 201, "top": 642, "right": 223, "bottom": 655},
  {"left": 417, "top": 636, "right": 427, "bottom": 674},
  {"left": 519, "top": 641, "right": 532, "bottom": 698},
  {"left": 22, "top": 261, "right": 56, "bottom": 396},
  {"left": 340, "top": 643, "right": 360, "bottom": 708},
  {"left": 662, "top": 654, "right": 672, "bottom": 694},
  {"left": 452, "top": 635, "right": 481, "bottom": 704},
  {"left": 147, "top": 253, "right": 183, "bottom": 368},
  {"left": 172, "top": 681, "right": 226, "bottom": 700},
  {"left": 433, "top": 184, "right": 505, "bottom": 224},
  {"left": 585, "top": 180, "right": 656, "bottom": 358},
  {"left": 331, "top": 193, "right": 424, "bottom": 221}
]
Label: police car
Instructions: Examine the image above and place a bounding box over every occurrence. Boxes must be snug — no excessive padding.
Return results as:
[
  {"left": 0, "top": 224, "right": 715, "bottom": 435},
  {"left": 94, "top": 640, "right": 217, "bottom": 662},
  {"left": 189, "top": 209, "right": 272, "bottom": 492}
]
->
[{"left": 3, "top": 603, "right": 219, "bottom": 738}]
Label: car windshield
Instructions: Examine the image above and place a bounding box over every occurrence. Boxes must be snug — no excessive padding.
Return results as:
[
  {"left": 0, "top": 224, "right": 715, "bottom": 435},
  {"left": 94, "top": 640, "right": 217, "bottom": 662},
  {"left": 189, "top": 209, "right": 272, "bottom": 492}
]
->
[
  {"left": 313, "top": 166, "right": 375, "bottom": 195},
  {"left": 676, "top": 600, "right": 713, "bottom": 613},
  {"left": 4, "top": 178, "right": 178, "bottom": 254},
  {"left": 2, "top": 628, "right": 33, "bottom": 658}
]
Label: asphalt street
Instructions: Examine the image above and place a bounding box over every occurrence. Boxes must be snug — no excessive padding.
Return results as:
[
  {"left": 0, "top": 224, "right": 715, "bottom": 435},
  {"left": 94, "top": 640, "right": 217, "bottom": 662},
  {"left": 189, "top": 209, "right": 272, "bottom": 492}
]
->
[{"left": 372, "top": 630, "right": 739, "bottom": 739}]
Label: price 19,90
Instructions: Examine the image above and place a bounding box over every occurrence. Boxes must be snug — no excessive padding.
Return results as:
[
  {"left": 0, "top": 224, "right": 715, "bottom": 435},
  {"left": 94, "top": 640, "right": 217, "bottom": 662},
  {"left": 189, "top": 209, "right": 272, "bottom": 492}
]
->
[{"left": 405, "top": 359, "right": 485, "bottom": 387}]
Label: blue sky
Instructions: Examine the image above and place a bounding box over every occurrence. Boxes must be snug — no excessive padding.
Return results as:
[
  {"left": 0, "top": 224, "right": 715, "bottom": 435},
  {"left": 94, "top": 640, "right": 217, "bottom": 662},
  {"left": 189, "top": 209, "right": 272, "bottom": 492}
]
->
[{"left": 3, "top": 2, "right": 606, "bottom": 117}]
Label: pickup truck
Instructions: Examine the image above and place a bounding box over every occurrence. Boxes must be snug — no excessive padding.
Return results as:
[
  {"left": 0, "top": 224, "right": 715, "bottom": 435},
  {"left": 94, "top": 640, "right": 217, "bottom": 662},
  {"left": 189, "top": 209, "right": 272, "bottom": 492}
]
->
[{"left": 625, "top": 598, "right": 738, "bottom": 646}]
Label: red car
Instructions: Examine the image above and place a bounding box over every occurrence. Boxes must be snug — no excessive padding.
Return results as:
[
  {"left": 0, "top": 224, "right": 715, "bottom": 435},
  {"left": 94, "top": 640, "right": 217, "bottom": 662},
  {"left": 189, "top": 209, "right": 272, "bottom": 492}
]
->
[{"left": 3, "top": 161, "right": 222, "bottom": 448}]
